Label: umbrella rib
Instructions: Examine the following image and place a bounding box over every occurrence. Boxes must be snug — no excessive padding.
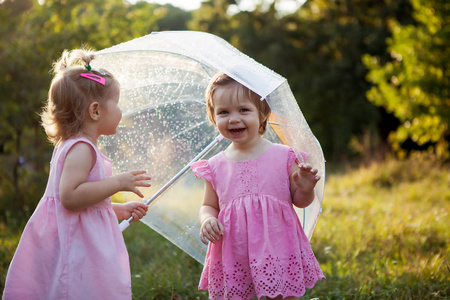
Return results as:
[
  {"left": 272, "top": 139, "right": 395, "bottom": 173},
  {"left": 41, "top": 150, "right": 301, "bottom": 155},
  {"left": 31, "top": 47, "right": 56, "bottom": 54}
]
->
[
  {"left": 169, "top": 121, "right": 210, "bottom": 141},
  {"left": 118, "top": 134, "right": 224, "bottom": 231},
  {"left": 145, "top": 134, "right": 224, "bottom": 205},
  {"left": 268, "top": 121, "right": 302, "bottom": 128}
]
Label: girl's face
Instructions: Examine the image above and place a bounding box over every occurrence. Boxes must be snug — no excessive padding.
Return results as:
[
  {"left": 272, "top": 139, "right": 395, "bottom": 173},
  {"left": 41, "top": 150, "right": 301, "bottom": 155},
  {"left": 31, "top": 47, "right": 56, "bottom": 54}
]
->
[
  {"left": 99, "top": 84, "right": 122, "bottom": 135},
  {"left": 213, "top": 85, "right": 261, "bottom": 146}
]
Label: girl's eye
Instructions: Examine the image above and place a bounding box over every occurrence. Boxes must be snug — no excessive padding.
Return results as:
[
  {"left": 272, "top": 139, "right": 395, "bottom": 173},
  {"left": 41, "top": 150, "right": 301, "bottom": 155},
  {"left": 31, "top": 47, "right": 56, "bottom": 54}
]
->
[
  {"left": 240, "top": 108, "right": 249, "bottom": 112},
  {"left": 217, "top": 110, "right": 228, "bottom": 115}
]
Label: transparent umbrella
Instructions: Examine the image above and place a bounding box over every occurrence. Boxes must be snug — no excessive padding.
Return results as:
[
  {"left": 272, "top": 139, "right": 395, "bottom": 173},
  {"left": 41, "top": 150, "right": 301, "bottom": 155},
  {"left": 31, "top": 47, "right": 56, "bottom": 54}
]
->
[{"left": 93, "top": 31, "right": 325, "bottom": 264}]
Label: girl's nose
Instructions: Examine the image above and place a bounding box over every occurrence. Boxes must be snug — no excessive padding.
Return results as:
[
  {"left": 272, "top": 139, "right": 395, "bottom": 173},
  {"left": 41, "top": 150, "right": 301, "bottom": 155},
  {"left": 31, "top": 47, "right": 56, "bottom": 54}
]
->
[{"left": 229, "top": 114, "right": 240, "bottom": 123}]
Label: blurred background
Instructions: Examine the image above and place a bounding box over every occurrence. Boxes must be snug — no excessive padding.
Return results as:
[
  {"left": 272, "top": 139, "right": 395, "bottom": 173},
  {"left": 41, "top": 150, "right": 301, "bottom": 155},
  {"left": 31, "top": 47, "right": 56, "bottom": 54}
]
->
[{"left": 1, "top": 0, "right": 448, "bottom": 298}]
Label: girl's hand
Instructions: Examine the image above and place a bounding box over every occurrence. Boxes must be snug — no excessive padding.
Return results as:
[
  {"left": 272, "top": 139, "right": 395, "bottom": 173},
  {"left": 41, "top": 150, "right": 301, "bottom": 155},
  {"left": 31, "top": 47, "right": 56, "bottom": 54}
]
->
[
  {"left": 290, "top": 163, "right": 320, "bottom": 208},
  {"left": 113, "top": 201, "right": 148, "bottom": 221},
  {"left": 200, "top": 217, "right": 224, "bottom": 245},
  {"left": 292, "top": 163, "right": 320, "bottom": 192},
  {"left": 113, "top": 170, "right": 151, "bottom": 198}
]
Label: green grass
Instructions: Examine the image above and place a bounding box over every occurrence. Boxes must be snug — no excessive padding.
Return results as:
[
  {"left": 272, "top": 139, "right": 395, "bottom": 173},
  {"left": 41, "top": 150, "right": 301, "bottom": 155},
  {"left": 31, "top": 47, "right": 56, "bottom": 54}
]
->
[
  {"left": 123, "top": 223, "right": 207, "bottom": 299},
  {"left": 1, "top": 154, "right": 449, "bottom": 299},
  {"left": 310, "top": 153, "right": 449, "bottom": 299}
]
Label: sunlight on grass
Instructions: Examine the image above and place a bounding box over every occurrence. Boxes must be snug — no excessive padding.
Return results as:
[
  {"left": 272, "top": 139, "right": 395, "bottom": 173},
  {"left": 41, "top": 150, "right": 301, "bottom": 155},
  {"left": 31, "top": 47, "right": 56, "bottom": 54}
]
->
[
  {"left": 1, "top": 154, "right": 448, "bottom": 299},
  {"left": 310, "top": 153, "right": 449, "bottom": 299}
]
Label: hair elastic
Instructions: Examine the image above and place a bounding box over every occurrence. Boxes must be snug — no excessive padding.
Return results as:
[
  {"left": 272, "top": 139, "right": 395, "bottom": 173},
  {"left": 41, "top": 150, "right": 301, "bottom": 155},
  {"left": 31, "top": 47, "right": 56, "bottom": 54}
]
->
[
  {"left": 80, "top": 73, "right": 105, "bottom": 85},
  {"left": 85, "top": 64, "right": 92, "bottom": 71}
]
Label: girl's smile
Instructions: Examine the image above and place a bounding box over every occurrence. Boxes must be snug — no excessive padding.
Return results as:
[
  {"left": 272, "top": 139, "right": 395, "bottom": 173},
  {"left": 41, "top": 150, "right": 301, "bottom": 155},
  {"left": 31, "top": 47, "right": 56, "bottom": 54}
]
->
[{"left": 228, "top": 127, "right": 246, "bottom": 135}]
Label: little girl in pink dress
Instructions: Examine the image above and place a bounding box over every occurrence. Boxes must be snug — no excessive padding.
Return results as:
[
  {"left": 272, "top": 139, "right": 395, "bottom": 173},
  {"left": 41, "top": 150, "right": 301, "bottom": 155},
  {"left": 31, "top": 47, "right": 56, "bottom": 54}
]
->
[
  {"left": 3, "top": 48, "right": 151, "bottom": 300},
  {"left": 191, "top": 72, "right": 324, "bottom": 300}
]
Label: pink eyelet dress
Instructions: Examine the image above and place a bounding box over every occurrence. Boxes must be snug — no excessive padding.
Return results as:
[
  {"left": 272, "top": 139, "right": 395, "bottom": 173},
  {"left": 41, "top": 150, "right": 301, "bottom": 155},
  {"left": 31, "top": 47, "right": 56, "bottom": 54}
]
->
[
  {"left": 191, "top": 143, "right": 324, "bottom": 300},
  {"left": 3, "top": 137, "right": 132, "bottom": 300}
]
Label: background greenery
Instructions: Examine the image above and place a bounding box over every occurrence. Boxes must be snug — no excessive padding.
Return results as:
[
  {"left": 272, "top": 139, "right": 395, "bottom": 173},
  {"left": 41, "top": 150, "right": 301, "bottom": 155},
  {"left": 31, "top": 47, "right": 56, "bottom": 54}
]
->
[{"left": 1, "top": 0, "right": 448, "bottom": 298}]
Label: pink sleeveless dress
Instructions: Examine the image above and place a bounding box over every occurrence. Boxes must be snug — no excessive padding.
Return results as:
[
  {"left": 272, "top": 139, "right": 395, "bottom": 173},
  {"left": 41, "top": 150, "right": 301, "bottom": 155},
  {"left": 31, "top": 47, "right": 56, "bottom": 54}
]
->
[
  {"left": 3, "top": 137, "right": 132, "bottom": 300},
  {"left": 191, "top": 143, "right": 324, "bottom": 300}
]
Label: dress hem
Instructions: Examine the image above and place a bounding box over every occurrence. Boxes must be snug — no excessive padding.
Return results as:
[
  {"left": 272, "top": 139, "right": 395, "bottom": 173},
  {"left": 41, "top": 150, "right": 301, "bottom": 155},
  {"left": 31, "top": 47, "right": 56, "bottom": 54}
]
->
[{"left": 199, "top": 275, "right": 325, "bottom": 300}]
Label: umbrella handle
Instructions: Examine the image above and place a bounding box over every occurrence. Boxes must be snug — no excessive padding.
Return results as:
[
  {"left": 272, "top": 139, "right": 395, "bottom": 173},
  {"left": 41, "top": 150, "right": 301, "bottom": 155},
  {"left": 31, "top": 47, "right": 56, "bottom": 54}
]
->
[
  {"left": 118, "top": 134, "right": 224, "bottom": 232},
  {"left": 119, "top": 217, "right": 132, "bottom": 231}
]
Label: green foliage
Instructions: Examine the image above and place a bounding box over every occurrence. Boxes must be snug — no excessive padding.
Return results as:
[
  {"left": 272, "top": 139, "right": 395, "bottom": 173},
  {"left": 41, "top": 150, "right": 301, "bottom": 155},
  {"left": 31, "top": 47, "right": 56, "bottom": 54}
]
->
[
  {"left": 189, "top": 0, "right": 417, "bottom": 160},
  {"left": 123, "top": 223, "right": 207, "bottom": 299},
  {"left": 188, "top": 0, "right": 235, "bottom": 39},
  {"left": 363, "top": 0, "right": 449, "bottom": 159},
  {"left": 0, "top": 223, "right": 22, "bottom": 291},
  {"left": 156, "top": 4, "right": 191, "bottom": 30},
  {"left": 0, "top": 0, "right": 54, "bottom": 222},
  {"left": 310, "top": 153, "right": 449, "bottom": 299},
  {"left": 281, "top": 0, "right": 417, "bottom": 160},
  {"left": 0, "top": 0, "right": 189, "bottom": 222}
]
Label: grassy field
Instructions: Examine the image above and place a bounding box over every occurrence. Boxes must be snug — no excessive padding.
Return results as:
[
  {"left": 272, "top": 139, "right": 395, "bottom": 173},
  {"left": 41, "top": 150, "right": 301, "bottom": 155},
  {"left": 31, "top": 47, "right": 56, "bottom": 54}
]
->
[{"left": 1, "top": 153, "right": 449, "bottom": 299}]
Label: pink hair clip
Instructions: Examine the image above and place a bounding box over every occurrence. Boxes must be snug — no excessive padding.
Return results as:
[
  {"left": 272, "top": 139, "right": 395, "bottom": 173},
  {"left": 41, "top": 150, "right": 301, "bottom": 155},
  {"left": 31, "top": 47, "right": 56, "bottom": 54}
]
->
[{"left": 80, "top": 73, "right": 105, "bottom": 85}]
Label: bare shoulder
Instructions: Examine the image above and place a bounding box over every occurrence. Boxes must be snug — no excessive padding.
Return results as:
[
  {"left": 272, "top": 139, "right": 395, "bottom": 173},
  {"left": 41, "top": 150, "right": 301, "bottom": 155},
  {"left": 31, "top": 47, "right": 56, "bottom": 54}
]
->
[{"left": 65, "top": 141, "right": 96, "bottom": 169}]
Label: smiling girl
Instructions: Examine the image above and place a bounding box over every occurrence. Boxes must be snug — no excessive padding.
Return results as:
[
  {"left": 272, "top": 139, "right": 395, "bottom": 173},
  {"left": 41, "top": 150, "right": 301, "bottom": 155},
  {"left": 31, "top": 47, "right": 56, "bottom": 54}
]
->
[{"left": 191, "top": 72, "right": 325, "bottom": 300}]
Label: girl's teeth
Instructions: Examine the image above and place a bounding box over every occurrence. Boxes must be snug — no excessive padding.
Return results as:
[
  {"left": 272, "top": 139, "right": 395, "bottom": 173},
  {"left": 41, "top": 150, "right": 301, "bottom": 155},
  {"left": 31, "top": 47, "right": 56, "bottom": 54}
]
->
[{"left": 230, "top": 128, "right": 244, "bottom": 133}]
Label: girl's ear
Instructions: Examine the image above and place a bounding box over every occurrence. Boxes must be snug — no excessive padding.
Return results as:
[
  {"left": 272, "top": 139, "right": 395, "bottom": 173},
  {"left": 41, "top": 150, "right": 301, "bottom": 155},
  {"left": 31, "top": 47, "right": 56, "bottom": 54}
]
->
[{"left": 88, "top": 102, "right": 100, "bottom": 121}]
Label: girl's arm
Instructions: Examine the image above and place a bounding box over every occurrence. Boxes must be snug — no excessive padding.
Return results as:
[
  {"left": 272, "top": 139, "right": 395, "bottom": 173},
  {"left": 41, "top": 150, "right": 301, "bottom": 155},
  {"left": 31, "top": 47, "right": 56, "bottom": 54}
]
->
[
  {"left": 199, "top": 180, "right": 223, "bottom": 245},
  {"left": 59, "top": 142, "right": 151, "bottom": 210},
  {"left": 112, "top": 202, "right": 148, "bottom": 221},
  {"left": 289, "top": 163, "right": 320, "bottom": 208}
]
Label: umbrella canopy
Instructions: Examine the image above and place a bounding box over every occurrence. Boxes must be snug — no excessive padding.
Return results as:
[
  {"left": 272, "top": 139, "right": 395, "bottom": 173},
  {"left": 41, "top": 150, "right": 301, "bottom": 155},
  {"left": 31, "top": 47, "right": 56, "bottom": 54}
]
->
[{"left": 93, "top": 31, "right": 325, "bottom": 264}]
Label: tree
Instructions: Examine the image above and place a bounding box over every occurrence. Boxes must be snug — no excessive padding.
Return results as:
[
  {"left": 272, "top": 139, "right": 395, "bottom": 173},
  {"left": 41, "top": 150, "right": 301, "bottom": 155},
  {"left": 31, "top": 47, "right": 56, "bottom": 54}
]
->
[
  {"left": 157, "top": 4, "right": 191, "bottom": 30},
  {"left": 363, "top": 0, "right": 449, "bottom": 159},
  {"left": 188, "top": 0, "right": 236, "bottom": 40},
  {"left": 0, "top": 0, "right": 51, "bottom": 223},
  {"left": 280, "top": 0, "right": 416, "bottom": 160},
  {"left": 189, "top": 0, "right": 415, "bottom": 160},
  {"left": 0, "top": 0, "right": 180, "bottom": 223}
]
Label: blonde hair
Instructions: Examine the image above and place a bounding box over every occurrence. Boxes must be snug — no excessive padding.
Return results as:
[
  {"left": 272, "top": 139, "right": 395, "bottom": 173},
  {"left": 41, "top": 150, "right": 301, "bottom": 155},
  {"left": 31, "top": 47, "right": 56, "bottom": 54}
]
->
[
  {"left": 205, "top": 72, "right": 271, "bottom": 135},
  {"left": 40, "top": 48, "right": 118, "bottom": 145}
]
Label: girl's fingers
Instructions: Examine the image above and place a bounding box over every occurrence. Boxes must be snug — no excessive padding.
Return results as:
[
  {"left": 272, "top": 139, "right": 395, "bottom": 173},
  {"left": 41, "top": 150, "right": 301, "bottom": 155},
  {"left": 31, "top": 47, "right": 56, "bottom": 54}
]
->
[
  {"left": 135, "top": 181, "right": 151, "bottom": 187},
  {"left": 130, "top": 170, "right": 151, "bottom": 182},
  {"left": 133, "top": 188, "right": 144, "bottom": 198},
  {"left": 298, "top": 164, "right": 320, "bottom": 178},
  {"left": 130, "top": 206, "right": 147, "bottom": 221},
  {"left": 210, "top": 232, "right": 219, "bottom": 241},
  {"left": 133, "top": 208, "right": 144, "bottom": 219},
  {"left": 139, "top": 207, "right": 147, "bottom": 216},
  {"left": 134, "top": 174, "right": 151, "bottom": 183},
  {"left": 200, "top": 233, "right": 208, "bottom": 245},
  {"left": 136, "top": 174, "right": 151, "bottom": 181},
  {"left": 200, "top": 231, "right": 212, "bottom": 244},
  {"left": 212, "top": 222, "right": 224, "bottom": 236},
  {"left": 131, "top": 170, "right": 147, "bottom": 175},
  {"left": 200, "top": 226, "right": 222, "bottom": 244},
  {"left": 204, "top": 224, "right": 218, "bottom": 241},
  {"left": 299, "top": 163, "right": 313, "bottom": 172}
]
